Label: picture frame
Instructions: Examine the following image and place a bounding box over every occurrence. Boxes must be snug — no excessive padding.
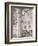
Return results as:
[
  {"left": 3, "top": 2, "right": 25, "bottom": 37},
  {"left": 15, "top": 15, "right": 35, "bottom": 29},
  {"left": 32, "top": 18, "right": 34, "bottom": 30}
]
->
[{"left": 5, "top": 2, "right": 37, "bottom": 44}]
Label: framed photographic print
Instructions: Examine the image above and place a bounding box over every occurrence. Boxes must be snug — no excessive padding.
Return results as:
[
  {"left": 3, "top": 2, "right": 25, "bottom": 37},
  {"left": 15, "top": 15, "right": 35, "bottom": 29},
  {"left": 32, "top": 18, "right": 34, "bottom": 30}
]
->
[{"left": 5, "top": 2, "right": 37, "bottom": 44}]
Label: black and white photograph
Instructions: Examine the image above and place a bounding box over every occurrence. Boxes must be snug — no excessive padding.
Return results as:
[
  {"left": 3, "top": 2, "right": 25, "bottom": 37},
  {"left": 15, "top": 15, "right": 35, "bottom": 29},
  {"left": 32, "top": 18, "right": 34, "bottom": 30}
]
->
[{"left": 5, "top": 2, "right": 37, "bottom": 44}]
